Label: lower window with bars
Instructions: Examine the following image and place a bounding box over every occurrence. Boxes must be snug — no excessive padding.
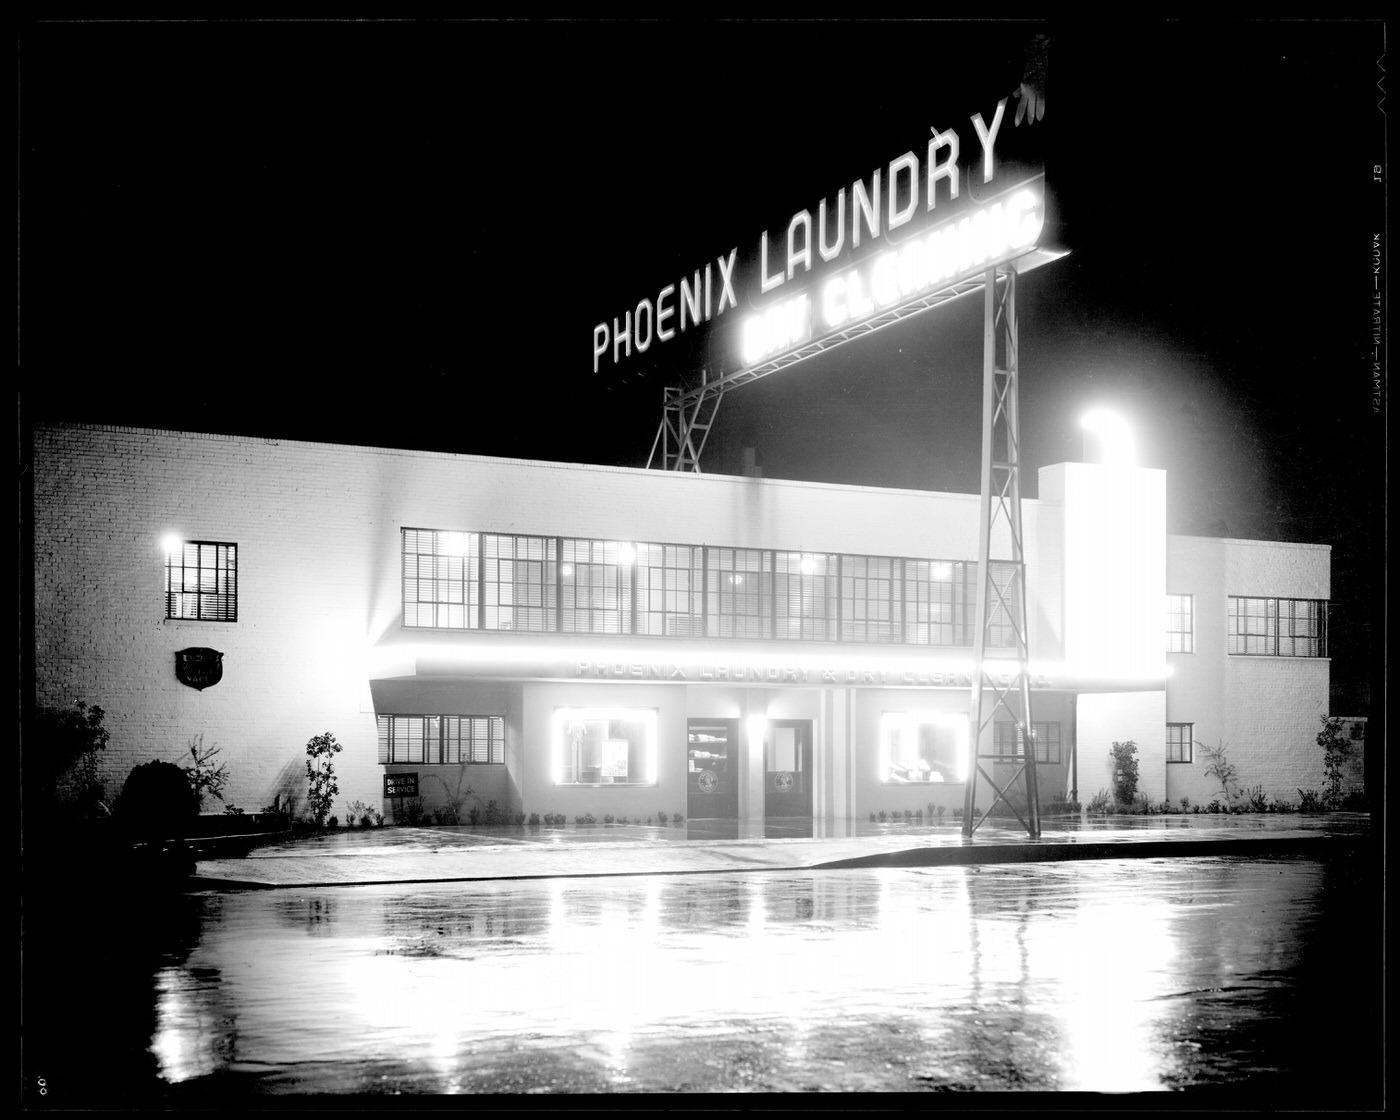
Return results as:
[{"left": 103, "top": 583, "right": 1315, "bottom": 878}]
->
[{"left": 377, "top": 715, "right": 505, "bottom": 765}]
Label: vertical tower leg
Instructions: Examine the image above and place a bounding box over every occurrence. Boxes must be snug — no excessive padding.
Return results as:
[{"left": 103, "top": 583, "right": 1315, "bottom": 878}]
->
[{"left": 962, "top": 267, "right": 1040, "bottom": 839}]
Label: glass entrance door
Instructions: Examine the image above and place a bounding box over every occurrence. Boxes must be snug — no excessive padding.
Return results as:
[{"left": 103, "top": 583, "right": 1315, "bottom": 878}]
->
[
  {"left": 687, "top": 719, "right": 738, "bottom": 819},
  {"left": 764, "top": 720, "right": 812, "bottom": 819}
]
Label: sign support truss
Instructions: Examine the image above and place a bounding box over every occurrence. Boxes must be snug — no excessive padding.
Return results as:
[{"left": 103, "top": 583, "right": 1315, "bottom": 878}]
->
[
  {"left": 962, "top": 265, "right": 1041, "bottom": 839},
  {"left": 647, "top": 373, "right": 725, "bottom": 474},
  {"left": 646, "top": 274, "right": 992, "bottom": 472}
]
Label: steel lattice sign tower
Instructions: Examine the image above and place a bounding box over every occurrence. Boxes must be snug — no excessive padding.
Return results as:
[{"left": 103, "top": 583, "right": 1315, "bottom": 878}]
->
[{"left": 602, "top": 91, "right": 1066, "bottom": 839}]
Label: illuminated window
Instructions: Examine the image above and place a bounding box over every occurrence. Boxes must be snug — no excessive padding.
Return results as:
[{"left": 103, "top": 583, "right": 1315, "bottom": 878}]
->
[
  {"left": 402, "top": 528, "right": 478, "bottom": 629},
  {"left": 991, "top": 721, "right": 1061, "bottom": 764},
  {"left": 1165, "top": 594, "right": 1194, "bottom": 653},
  {"left": 903, "top": 559, "right": 969, "bottom": 646},
  {"left": 708, "top": 547, "right": 772, "bottom": 640},
  {"left": 1228, "top": 597, "right": 1327, "bottom": 657},
  {"left": 635, "top": 542, "right": 705, "bottom": 637},
  {"left": 483, "top": 533, "right": 555, "bottom": 632},
  {"left": 880, "top": 713, "right": 965, "bottom": 783},
  {"left": 377, "top": 715, "right": 504, "bottom": 765},
  {"left": 560, "top": 538, "right": 634, "bottom": 634},
  {"left": 165, "top": 541, "right": 237, "bottom": 621},
  {"left": 774, "top": 551, "right": 838, "bottom": 641},
  {"left": 1166, "top": 723, "right": 1193, "bottom": 763},
  {"left": 553, "top": 708, "right": 657, "bottom": 786},
  {"left": 841, "top": 555, "right": 902, "bottom": 643}
]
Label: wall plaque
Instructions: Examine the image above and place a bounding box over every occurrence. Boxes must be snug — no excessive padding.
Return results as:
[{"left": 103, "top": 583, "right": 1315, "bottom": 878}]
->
[{"left": 176, "top": 647, "right": 224, "bottom": 690}]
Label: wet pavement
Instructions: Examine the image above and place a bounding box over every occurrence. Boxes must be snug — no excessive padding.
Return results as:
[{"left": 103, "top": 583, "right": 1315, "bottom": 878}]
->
[
  {"left": 189, "top": 811, "right": 1371, "bottom": 889},
  {"left": 22, "top": 815, "right": 1383, "bottom": 1106}
]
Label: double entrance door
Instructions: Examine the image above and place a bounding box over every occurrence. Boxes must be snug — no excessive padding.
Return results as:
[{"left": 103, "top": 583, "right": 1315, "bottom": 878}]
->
[{"left": 686, "top": 718, "right": 812, "bottom": 821}]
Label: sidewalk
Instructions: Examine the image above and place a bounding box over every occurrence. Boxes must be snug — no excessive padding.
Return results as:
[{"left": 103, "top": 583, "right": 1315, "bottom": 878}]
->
[{"left": 189, "top": 813, "right": 1371, "bottom": 890}]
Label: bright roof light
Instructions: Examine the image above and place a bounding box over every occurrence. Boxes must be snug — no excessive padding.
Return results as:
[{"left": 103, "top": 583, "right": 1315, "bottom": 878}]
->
[{"left": 1080, "top": 409, "right": 1137, "bottom": 467}]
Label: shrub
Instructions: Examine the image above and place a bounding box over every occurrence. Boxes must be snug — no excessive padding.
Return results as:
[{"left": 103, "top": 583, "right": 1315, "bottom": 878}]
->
[
  {"left": 345, "top": 799, "right": 372, "bottom": 827},
  {"left": 603, "top": 813, "right": 615, "bottom": 824},
  {"left": 1086, "top": 788, "right": 1112, "bottom": 815},
  {"left": 117, "top": 758, "right": 199, "bottom": 840},
  {"left": 483, "top": 800, "right": 502, "bottom": 826},
  {"left": 1179, "top": 796, "right": 1191, "bottom": 812},
  {"left": 514, "top": 812, "right": 526, "bottom": 825},
  {"left": 1243, "top": 785, "right": 1269, "bottom": 813},
  {"left": 1109, "top": 742, "right": 1140, "bottom": 805},
  {"left": 304, "top": 731, "right": 342, "bottom": 829},
  {"left": 672, "top": 812, "right": 684, "bottom": 824},
  {"left": 528, "top": 812, "right": 541, "bottom": 826},
  {"left": 577, "top": 813, "right": 597, "bottom": 825},
  {"left": 29, "top": 699, "right": 111, "bottom": 819}
]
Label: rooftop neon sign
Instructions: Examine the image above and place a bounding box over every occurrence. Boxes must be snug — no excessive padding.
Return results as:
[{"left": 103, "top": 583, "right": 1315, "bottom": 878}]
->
[{"left": 592, "top": 97, "right": 1046, "bottom": 375}]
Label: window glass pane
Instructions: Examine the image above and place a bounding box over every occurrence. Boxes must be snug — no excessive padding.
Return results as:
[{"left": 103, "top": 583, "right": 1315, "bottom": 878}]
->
[
  {"left": 880, "top": 713, "right": 963, "bottom": 782},
  {"left": 556, "top": 708, "right": 657, "bottom": 785}
]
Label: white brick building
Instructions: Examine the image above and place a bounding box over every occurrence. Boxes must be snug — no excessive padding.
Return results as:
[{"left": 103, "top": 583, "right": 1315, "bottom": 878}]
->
[{"left": 27, "top": 423, "right": 1336, "bottom": 824}]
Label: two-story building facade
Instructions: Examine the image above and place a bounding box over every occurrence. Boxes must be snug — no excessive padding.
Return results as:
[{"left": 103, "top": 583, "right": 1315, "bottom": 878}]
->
[{"left": 27, "top": 423, "right": 1333, "bottom": 826}]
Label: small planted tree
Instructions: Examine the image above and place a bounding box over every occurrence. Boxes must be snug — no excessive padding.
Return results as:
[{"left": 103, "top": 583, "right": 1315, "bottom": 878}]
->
[
  {"left": 184, "top": 734, "right": 230, "bottom": 811},
  {"left": 1316, "top": 715, "right": 1351, "bottom": 809},
  {"left": 305, "top": 731, "right": 342, "bottom": 829},
  {"left": 1198, "top": 739, "right": 1240, "bottom": 805},
  {"left": 1109, "top": 741, "right": 1139, "bottom": 806}
]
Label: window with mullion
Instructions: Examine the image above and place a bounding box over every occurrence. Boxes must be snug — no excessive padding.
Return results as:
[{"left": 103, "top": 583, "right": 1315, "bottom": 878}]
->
[
  {"left": 1166, "top": 594, "right": 1194, "bottom": 653},
  {"left": 560, "top": 538, "right": 633, "bottom": 634},
  {"left": 635, "top": 543, "right": 704, "bottom": 637},
  {"left": 402, "top": 528, "right": 476, "bottom": 629},
  {"left": 708, "top": 547, "right": 771, "bottom": 639},
  {"left": 378, "top": 715, "right": 505, "bottom": 765},
  {"left": 841, "top": 554, "right": 901, "bottom": 643},
  {"left": 166, "top": 540, "right": 237, "bottom": 621},
  {"left": 483, "top": 533, "right": 555, "bottom": 632},
  {"left": 1166, "top": 723, "right": 1193, "bottom": 763},
  {"left": 773, "top": 551, "right": 837, "bottom": 641},
  {"left": 1228, "top": 596, "right": 1327, "bottom": 657},
  {"left": 990, "top": 721, "right": 1061, "bottom": 764}
]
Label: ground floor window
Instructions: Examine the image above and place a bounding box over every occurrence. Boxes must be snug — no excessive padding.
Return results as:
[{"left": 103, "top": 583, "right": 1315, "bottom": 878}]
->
[
  {"left": 378, "top": 715, "right": 504, "bottom": 764},
  {"left": 990, "top": 721, "right": 1062, "bottom": 765},
  {"left": 1167, "top": 723, "right": 1193, "bottom": 763},
  {"left": 552, "top": 707, "right": 658, "bottom": 785},
  {"left": 879, "top": 712, "right": 966, "bottom": 783}
]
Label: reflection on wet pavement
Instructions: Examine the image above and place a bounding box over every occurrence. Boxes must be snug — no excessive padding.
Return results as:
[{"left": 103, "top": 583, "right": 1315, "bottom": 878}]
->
[{"left": 108, "top": 853, "right": 1381, "bottom": 1101}]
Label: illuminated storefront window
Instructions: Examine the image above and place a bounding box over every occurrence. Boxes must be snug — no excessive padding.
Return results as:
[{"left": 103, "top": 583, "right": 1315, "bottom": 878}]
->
[
  {"left": 991, "top": 721, "right": 1061, "bottom": 764},
  {"left": 1165, "top": 594, "right": 1194, "bottom": 653},
  {"left": 879, "top": 712, "right": 966, "bottom": 783},
  {"left": 377, "top": 715, "right": 504, "bottom": 765},
  {"left": 1227, "top": 597, "right": 1327, "bottom": 657},
  {"left": 164, "top": 540, "right": 237, "bottom": 621},
  {"left": 553, "top": 707, "right": 658, "bottom": 786}
]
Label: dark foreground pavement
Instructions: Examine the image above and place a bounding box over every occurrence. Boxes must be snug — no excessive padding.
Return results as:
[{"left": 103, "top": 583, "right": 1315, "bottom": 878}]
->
[{"left": 189, "top": 812, "right": 1372, "bottom": 890}]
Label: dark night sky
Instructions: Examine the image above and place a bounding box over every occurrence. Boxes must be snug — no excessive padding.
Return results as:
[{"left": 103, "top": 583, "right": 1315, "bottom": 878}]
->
[{"left": 18, "top": 19, "right": 1388, "bottom": 709}]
